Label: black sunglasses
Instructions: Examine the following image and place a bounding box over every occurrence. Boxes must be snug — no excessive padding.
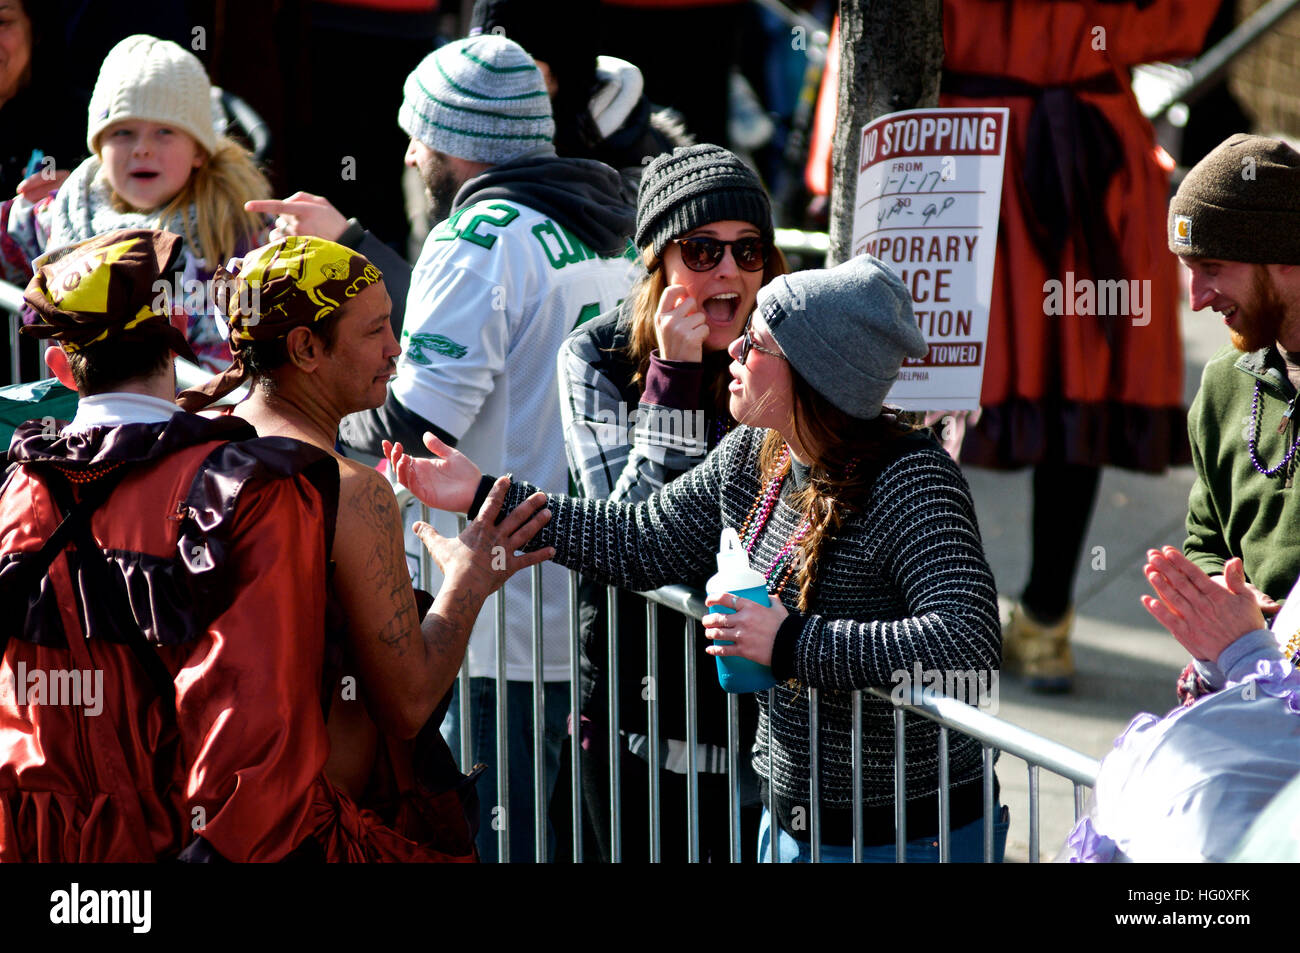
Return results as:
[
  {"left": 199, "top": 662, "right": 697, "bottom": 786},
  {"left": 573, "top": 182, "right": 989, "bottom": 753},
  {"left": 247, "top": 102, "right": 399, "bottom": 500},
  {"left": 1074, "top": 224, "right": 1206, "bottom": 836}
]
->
[
  {"left": 673, "top": 236, "right": 767, "bottom": 272},
  {"left": 739, "top": 320, "right": 785, "bottom": 365}
]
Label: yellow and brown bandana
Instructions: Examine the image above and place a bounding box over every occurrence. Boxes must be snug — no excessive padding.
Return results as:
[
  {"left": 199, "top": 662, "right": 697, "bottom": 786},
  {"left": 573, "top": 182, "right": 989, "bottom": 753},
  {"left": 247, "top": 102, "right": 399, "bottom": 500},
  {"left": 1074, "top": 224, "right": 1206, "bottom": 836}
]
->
[
  {"left": 176, "top": 236, "right": 382, "bottom": 410},
  {"left": 22, "top": 228, "right": 199, "bottom": 364}
]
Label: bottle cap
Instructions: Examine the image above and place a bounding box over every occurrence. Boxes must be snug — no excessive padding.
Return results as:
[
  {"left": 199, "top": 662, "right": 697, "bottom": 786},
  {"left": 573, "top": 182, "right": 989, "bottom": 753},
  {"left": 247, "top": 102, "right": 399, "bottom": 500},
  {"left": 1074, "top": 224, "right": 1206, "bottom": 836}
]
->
[{"left": 716, "top": 527, "right": 750, "bottom": 574}]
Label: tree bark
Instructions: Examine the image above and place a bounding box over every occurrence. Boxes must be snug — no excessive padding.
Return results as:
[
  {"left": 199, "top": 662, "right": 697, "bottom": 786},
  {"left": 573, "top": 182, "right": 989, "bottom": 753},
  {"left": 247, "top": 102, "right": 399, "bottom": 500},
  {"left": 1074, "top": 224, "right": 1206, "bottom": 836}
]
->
[{"left": 828, "top": 0, "right": 945, "bottom": 266}]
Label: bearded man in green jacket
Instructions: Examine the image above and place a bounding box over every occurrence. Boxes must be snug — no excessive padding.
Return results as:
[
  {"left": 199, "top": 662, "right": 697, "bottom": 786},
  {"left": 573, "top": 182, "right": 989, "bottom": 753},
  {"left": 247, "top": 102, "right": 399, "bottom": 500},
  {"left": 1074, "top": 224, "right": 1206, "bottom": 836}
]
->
[{"left": 1171, "top": 134, "right": 1300, "bottom": 612}]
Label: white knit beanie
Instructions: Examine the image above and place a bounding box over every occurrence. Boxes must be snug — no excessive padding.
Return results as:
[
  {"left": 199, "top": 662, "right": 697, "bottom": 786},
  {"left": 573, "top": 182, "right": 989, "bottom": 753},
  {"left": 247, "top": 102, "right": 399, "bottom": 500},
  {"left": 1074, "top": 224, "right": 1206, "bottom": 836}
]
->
[
  {"left": 398, "top": 35, "right": 555, "bottom": 165},
  {"left": 87, "top": 34, "right": 217, "bottom": 157}
]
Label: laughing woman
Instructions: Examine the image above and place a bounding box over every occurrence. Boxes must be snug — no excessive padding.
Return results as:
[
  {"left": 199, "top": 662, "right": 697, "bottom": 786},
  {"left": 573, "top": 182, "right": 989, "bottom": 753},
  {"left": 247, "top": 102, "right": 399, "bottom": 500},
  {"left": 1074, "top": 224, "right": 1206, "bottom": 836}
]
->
[
  {"left": 389, "top": 255, "right": 1007, "bottom": 863},
  {"left": 558, "top": 144, "right": 787, "bottom": 862}
]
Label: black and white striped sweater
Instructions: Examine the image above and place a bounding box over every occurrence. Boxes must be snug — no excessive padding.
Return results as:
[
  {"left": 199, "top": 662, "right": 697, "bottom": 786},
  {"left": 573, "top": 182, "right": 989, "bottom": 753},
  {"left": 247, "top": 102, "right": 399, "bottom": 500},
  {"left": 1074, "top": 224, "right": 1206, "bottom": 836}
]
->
[{"left": 501, "top": 424, "right": 1001, "bottom": 843}]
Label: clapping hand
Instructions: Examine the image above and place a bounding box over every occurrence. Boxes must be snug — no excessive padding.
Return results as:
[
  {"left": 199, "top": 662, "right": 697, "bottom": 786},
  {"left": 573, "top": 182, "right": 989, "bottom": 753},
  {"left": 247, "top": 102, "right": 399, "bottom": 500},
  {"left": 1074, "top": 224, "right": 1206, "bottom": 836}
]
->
[{"left": 1140, "top": 547, "right": 1267, "bottom": 662}]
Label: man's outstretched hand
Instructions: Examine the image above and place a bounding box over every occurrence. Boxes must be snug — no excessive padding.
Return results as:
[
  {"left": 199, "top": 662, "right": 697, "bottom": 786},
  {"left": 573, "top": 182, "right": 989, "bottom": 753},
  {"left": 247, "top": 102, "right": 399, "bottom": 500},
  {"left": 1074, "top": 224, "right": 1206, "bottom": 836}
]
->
[
  {"left": 385, "top": 431, "right": 482, "bottom": 514},
  {"left": 245, "top": 191, "right": 348, "bottom": 242},
  {"left": 1141, "top": 547, "right": 1267, "bottom": 661},
  {"left": 414, "top": 474, "right": 553, "bottom": 598}
]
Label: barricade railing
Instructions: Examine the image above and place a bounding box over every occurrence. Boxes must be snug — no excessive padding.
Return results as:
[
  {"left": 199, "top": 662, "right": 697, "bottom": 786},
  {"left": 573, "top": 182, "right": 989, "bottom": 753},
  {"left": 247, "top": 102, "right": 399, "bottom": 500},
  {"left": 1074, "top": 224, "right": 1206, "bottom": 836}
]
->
[
  {"left": 403, "top": 495, "right": 1099, "bottom": 863},
  {"left": 2, "top": 279, "right": 25, "bottom": 387}
]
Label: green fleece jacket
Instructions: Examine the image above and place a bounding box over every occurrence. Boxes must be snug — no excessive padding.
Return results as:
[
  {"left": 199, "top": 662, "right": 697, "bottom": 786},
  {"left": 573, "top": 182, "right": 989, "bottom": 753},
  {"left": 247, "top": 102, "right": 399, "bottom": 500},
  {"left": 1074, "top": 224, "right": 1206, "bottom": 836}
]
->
[{"left": 1185, "top": 344, "right": 1300, "bottom": 601}]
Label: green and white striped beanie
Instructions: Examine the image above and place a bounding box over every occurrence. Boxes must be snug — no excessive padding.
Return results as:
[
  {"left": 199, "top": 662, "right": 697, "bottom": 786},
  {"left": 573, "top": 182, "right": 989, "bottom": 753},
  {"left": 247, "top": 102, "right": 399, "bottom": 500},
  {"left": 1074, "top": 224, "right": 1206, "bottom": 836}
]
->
[{"left": 398, "top": 35, "right": 555, "bottom": 165}]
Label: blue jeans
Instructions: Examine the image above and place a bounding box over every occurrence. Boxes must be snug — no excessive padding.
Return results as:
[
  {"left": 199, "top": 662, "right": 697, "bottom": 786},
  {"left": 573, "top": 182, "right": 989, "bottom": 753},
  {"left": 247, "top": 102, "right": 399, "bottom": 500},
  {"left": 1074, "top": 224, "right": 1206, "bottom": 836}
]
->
[
  {"left": 758, "top": 804, "right": 1010, "bottom": 863},
  {"left": 441, "top": 677, "right": 568, "bottom": 863}
]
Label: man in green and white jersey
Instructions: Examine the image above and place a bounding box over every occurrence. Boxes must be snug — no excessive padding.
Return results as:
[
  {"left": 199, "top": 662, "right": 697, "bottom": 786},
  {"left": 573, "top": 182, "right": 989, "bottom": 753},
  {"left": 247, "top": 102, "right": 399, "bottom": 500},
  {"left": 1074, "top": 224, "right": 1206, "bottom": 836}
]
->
[{"left": 340, "top": 34, "right": 637, "bottom": 863}]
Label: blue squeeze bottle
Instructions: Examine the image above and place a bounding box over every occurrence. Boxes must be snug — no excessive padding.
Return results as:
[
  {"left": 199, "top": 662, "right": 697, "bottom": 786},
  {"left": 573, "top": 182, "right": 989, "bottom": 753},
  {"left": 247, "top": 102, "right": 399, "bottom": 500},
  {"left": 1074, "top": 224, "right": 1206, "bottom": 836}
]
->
[{"left": 705, "top": 528, "right": 778, "bottom": 693}]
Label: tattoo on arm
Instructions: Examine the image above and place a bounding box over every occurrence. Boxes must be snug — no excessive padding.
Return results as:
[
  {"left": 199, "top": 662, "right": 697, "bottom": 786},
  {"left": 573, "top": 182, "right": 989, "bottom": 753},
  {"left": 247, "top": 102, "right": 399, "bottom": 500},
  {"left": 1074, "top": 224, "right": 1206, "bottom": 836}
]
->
[
  {"left": 359, "top": 478, "right": 419, "bottom": 656},
  {"left": 420, "top": 580, "right": 484, "bottom": 691}
]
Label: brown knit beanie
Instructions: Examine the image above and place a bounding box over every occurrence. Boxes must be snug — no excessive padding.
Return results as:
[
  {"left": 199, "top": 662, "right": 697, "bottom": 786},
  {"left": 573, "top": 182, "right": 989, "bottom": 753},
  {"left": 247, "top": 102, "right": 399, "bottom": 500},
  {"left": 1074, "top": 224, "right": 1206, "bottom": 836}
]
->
[{"left": 1168, "top": 134, "right": 1300, "bottom": 265}]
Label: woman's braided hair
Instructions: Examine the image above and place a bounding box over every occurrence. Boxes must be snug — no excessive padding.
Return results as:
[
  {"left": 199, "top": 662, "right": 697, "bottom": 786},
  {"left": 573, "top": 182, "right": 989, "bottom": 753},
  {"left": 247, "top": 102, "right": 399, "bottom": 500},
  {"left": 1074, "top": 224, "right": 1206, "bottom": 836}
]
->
[{"left": 757, "top": 372, "right": 915, "bottom": 611}]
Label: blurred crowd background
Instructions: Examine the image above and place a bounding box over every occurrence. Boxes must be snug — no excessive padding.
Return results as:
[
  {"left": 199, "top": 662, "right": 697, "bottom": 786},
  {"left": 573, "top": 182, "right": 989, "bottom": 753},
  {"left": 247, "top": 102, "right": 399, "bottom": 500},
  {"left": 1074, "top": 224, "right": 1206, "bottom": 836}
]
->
[{"left": 7, "top": 0, "right": 1300, "bottom": 262}]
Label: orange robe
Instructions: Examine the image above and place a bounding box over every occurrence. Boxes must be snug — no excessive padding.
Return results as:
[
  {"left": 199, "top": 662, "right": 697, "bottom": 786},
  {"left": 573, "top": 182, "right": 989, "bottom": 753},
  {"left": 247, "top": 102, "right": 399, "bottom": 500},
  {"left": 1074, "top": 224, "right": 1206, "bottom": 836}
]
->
[
  {"left": 0, "top": 415, "right": 473, "bottom": 862},
  {"left": 808, "top": 1, "right": 1217, "bottom": 470}
]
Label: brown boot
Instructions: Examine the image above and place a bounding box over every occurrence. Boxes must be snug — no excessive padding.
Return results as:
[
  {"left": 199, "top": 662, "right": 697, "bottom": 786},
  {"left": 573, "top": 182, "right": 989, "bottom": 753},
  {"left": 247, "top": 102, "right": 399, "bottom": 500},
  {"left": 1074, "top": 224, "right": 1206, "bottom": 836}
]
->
[{"left": 1002, "top": 601, "right": 1074, "bottom": 693}]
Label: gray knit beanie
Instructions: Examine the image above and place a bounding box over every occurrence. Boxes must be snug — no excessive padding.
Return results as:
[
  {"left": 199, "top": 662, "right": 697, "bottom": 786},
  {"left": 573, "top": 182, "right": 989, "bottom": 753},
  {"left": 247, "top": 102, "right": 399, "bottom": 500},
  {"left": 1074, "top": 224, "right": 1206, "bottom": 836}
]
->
[
  {"left": 760, "top": 255, "right": 928, "bottom": 421},
  {"left": 1169, "top": 133, "right": 1300, "bottom": 265},
  {"left": 635, "top": 144, "right": 773, "bottom": 257},
  {"left": 87, "top": 34, "right": 217, "bottom": 156},
  {"left": 398, "top": 35, "right": 555, "bottom": 165}
]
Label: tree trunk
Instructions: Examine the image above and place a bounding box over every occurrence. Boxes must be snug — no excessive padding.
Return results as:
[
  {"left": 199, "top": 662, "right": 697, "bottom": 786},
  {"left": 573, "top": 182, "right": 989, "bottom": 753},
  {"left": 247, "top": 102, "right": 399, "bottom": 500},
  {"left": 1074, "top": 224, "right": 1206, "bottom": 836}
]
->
[{"left": 827, "top": 0, "right": 945, "bottom": 266}]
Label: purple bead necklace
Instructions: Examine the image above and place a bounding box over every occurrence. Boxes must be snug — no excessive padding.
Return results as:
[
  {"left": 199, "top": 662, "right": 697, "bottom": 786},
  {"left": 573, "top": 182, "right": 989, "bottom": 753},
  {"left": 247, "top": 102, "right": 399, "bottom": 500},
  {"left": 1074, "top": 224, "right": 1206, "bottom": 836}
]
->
[
  {"left": 1248, "top": 381, "right": 1300, "bottom": 477},
  {"left": 713, "top": 413, "right": 738, "bottom": 448}
]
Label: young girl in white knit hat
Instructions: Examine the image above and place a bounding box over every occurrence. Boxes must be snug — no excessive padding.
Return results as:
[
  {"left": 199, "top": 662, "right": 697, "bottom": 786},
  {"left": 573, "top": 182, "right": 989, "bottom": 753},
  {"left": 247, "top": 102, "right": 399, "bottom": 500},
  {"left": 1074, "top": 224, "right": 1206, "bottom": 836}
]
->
[{"left": 0, "top": 34, "right": 270, "bottom": 371}]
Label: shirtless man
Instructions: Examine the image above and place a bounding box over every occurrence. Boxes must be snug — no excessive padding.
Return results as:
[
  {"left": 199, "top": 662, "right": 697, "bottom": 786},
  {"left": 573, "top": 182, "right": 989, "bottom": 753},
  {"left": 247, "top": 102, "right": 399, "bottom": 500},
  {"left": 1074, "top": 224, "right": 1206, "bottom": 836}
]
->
[{"left": 178, "top": 236, "right": 553, "bottom": 801}]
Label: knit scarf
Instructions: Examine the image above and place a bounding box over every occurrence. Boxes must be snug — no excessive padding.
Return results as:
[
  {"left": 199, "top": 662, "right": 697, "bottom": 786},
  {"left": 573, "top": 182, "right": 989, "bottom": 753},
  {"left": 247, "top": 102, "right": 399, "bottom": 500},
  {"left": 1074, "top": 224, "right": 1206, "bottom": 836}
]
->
[
  {"left": 40, "top": 157, "right": 246, "bottom": 370},
  {"left": 44, "top": 156, "right": 208, "bottom": 268}
]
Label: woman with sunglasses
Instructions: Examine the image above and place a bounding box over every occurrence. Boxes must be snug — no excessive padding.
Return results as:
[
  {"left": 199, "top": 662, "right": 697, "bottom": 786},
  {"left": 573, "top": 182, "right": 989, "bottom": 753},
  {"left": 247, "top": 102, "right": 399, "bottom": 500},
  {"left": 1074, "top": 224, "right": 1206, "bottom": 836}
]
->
[
  {"left": 555, "top": 144, "right": 787, "bottom": 862},
  {"left": 388, "top": 254, "right": 1007, "bottom": 863}
]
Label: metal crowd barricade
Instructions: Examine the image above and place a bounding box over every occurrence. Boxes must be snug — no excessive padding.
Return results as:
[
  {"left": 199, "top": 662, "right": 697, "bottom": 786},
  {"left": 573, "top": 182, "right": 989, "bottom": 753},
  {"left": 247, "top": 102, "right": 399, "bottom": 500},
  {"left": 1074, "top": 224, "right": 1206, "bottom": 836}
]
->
[
  {"left": 634, "top": 584, "right": 1098, "bottom": 863},
  {"left": 395, "top": 489, "right": 1099, "bottom": 863},
  {"left": 2, "top": 279, "right": 26, "bottom": 386}
]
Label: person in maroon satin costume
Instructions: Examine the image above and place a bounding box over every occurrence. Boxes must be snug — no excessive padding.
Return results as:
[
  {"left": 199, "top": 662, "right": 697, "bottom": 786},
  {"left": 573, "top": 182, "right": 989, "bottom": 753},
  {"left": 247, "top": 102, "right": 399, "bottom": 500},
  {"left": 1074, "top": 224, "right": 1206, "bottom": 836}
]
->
[{"left": 0, "top": 230, "right": 489, "bottom": 861}]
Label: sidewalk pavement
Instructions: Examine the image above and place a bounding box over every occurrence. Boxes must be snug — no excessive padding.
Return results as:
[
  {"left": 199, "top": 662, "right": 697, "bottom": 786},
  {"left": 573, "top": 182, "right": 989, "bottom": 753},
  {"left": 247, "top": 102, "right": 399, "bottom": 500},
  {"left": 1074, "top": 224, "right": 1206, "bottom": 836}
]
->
[{"left": 962, "top": 296, "right": 1223, "bottom": 862}]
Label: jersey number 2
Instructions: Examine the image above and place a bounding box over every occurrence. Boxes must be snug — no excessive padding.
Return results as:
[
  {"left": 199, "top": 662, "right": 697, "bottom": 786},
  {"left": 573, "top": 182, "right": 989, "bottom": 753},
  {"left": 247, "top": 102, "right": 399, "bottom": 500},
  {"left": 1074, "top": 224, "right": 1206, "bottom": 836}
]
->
[{"left": 438, "top": 202, "right": 520, "bottom": 250}]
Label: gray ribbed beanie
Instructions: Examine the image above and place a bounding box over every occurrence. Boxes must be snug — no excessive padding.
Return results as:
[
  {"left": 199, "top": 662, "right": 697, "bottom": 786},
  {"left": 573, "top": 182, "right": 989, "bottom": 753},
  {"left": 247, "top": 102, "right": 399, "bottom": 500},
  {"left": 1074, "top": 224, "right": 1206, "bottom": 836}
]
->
[
  {"left": 760, "top": 255, "right": 928, "bottom": 420},
  {"left": 635, "top": 144, "right": 773, "bottom": 256},
  {"left": 1168, "top": 134, "right": 1300, "bottom": 265},
  {"left": 398, "top": 35, "right": 555, "bottom": 164}
]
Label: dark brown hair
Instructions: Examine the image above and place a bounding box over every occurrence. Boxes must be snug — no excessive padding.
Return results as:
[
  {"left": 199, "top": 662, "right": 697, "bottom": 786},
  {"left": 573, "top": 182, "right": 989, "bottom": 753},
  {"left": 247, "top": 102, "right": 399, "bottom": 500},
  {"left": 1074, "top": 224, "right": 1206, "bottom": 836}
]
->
[
  {"left": 757, "top": 372, "right": 915, "bottom": 610},
  {"left": 66, "top": 337, "right": 171, "bottom": 395},
  {"left": 242, "top": 309, "right": 344, "bottom": 389}
]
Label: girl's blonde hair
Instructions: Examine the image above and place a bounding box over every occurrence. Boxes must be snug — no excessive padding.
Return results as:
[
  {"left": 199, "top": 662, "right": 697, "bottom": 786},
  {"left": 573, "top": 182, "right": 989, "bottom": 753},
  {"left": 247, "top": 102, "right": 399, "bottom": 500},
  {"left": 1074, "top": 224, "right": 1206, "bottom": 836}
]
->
[
  {"left": 110, "top": 135, "right": 270, "bottom": 266},
  {"left": 624, "top": 242, "right": 790, "bottom": 413}
]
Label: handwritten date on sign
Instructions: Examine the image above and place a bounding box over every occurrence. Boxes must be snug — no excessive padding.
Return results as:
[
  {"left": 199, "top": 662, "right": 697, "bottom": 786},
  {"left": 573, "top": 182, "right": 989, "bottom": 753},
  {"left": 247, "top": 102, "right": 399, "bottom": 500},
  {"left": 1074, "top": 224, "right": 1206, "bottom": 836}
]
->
[{"left": 877, "top": 195, "right": 956, "bottom": 227}]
